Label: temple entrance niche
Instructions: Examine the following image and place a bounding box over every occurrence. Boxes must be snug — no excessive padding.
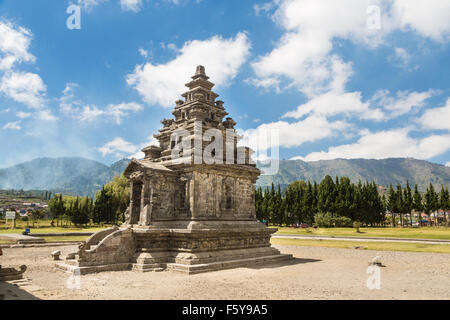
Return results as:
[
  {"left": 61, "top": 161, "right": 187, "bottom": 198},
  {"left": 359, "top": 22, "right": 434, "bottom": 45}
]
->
[
  {"left": 131, "top": 180, "right": 143, "bottom": 224},
  {"left": 222, "top": 177, "right": 234, "bottom": 212}
]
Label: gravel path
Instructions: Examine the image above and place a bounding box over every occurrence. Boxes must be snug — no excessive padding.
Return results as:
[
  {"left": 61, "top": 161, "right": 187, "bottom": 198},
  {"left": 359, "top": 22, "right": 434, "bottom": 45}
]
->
[
  {"left": 1, "top": 244, "right": 449, "bottom": 300},
  {"left": 273, "top": 234, "right": 450, "bottom": 244}
]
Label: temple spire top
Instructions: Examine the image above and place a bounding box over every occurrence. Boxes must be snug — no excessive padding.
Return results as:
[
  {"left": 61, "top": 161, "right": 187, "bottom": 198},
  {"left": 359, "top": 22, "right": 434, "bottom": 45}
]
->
[{"left": 192, "top": 65, "right": 209, "bottom": 80}]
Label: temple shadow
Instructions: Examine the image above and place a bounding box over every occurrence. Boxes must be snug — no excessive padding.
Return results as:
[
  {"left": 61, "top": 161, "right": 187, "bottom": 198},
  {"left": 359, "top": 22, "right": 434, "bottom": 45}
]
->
[
  {"left": 246, "top": 257, "right": 322, "bottom": 270},
  {"left": 0, "top": 281, "right": 41, "bottom": 300}
]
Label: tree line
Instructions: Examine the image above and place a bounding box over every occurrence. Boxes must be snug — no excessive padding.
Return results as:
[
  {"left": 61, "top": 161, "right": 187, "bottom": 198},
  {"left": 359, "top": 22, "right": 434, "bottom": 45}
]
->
[
  {"left": 386, "top": 182, "right": 449, "bottom": 226},
  {"left": 256, "top": 175, "right": 450, "bottom": 227},
  {"left": 48, "top": 175, "right": 129, "bottom": 226},
  {"left": 47, "top": 173, "right": 449, "bottom": 228}
]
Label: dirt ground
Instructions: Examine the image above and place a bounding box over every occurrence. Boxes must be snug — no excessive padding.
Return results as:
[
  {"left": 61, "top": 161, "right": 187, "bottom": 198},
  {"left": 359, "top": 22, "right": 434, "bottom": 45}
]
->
[{"left": 1, "top": 244, "right": 449, "bottom": 300}]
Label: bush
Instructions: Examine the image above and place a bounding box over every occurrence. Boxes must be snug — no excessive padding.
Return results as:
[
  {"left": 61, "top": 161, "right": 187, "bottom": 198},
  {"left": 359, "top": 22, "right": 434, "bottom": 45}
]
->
[
  {"left": 334, "top": 216, "right": 353, "bottom": 227},
  {"left": 314, "top": 212, "right": 333, "bottom": 228},
  {"left": 314, "top": 212, "right": 353, "bottom": 228}
]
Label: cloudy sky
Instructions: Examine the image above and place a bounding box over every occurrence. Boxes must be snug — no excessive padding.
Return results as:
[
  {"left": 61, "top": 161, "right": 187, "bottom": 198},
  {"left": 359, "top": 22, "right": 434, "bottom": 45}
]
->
[{"left": 0, "top": 0, "right": 449, "bottom": 168}]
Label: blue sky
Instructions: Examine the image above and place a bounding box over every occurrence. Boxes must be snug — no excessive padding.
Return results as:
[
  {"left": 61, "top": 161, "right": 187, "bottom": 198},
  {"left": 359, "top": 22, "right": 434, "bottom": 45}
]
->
[{"left": 0, "top": 0, "right": 449, "bottom": 168}]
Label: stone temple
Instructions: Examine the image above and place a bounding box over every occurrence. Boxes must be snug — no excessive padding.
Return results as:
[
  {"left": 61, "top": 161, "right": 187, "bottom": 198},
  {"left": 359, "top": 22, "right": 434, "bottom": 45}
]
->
[{"left": 58, "top": 66, "right": 292, "bottom": 274}]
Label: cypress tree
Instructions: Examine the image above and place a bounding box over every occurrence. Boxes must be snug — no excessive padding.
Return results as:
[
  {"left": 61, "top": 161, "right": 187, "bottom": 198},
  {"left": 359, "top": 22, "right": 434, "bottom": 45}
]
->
[
  {"left": 395, "top": 184, "right": 404, "bottom": 227},
  {"left": 424, "top": 183, "right": 439, "bottom": 225},
  {"left": 387, "top": 184, "right": 397, "bottom": 227},
  {"left": 304, "top": 181, "right": 315, "bottom": 225},
  {"left": 439, "top": 186, "right": 449, "bottom": 226},
  {"left": 403, "top": 181, "right": 413, "bottom": 226},
  {"left": 317, "top": 175, "right": 336, "bottom": 215},
  {"left": 413, "top": 184, "right": 423, "bottom": 220}
]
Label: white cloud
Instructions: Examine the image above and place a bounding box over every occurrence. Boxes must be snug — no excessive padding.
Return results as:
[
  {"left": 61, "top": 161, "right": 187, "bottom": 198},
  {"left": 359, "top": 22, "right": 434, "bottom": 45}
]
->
[
  {"left": 98, "top": 135, "right": 159, "bottom": 159},
  {"left": 99, "top": 137, "right": 139, "bottom": 158},
  {"left": 241, "top": 115, "right": 350, "bottom": 151},
  {"left": 417, "top": 98, "right": 450, "bottom": 131},
  {"left": 394, "top": 48, "right": 410, "bottom": 63},
  {"left": 75, "top": 103, "right": 142, "bottom": 124},
  {"left": 283, "top": 91, "right": 384, "bottom": 122},
  {"left": 389, "top": 47, "right": 418, "bottom": 70},
  {"left": 121, "top": 0, "right": 142, "bottom": 12},
  {"left": 297, "top": 128, "right": 450, "bottom": 161},
  {"left": 446, "top": 162, "right": 450, "bottom": 167},
  {"left": 60, "top": 83, "right": 142, "bottom": 124},
  {"left": 77, "top": 0, "right": 108, "bottom": 11},
  {"left": 3, "top": 121, "right": 21, "bottom": 130},
  {"left": 77, "top": 105, "right": 104, "bottom": 122},
  {"left": 250, "top": 0, "right": 450, "bottom": 95},
  {"left": 391, "top": 0, "right": 450, "bottom": 41},
  {"left": 127, "top": 32, "right": 251, "bottom": 107},
  {"left": 78, "top": 0, "right": 186, "bottom": 12},
  {"left": 139, "top": 48, "right": 148, "bottom": 58},
  {"left": 245, "top": 77, "right": 281, "bottom": 94},
  {"left": 0, "top": 21, "right": 35, "bottom": 71},
  {"left": 0, "top": 72, "right": 46, "bottom": 108},
  {"left": 372, "top": 89, "right": 435, "bottom": 118},
  {"left": 253, "top": 0, "right": 280, "bottom": 16},
  {"left": 0, "top": 21, "right": 46, "bottom": 108},
  {"left": 37, "top": 109, "right": 58, "bottom": 121},
  {"left": 250, "top": 0, "right": 385, "bottom": 96},
  {"left": 59, "top": 82, "right": 80, "bottom": 114},
  {"left": 16, "top": 111, "right": 31, "bottom": 118},
  {"left": 105, "top": 102, "right": 143, "bottom": 124},
  {"left": 278, "top": 55, "right": 384, "bottom": 122},
  {"left": 129, "top": 136, "right": 160, "bottom": 159}
]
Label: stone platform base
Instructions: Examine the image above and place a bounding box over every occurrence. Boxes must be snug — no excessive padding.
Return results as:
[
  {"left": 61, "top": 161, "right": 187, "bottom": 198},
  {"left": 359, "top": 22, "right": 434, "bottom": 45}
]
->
[
  {"left": 165, "top": 253, "right": 293, "bottom": 274},
  {"left": 56, "top": 223, "right": 293, "bottom": 275},
  {"left": 55, "top": 262, "right": 132, "bottom": 275},
  {"left": 56, "top": 253, "right": 292, "bottom": 275}
]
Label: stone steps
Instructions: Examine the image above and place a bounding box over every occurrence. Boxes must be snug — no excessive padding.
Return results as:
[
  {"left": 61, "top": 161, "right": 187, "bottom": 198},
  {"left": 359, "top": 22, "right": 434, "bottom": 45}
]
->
[
  {"left": 166, "top": 253, "right": 293, "bottom": 274},
  {"left": 132, "top": 263, "right": 165, "bottom": 272}
]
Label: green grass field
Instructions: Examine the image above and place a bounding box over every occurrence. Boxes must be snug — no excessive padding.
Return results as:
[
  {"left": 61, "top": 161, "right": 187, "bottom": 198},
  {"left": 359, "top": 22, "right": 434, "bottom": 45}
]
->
[
  {"left": 275, "top": 226, "right": 450, "bottom": 240},
  {"left": 271, "top": 238, "right": 450, "bottom": 254},
  {"left": 0, "top": 235, "right": 89, "bottom": 245},
  {"left": 0, "top": 226, "right": 107, "bottom": 234},
  {"left": 42, "top": 235, "right": 90, "bottom": 243},
  {"left": 0, "top": 218, "right": 112, "bottom": 234}
]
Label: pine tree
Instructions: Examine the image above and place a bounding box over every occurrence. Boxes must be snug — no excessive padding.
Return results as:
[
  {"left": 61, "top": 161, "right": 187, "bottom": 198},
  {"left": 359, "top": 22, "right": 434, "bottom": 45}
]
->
[
  {"left": 303, "top": 181, "right": 315, "bottom": 225},
  {"left": 48, "top": 194, "right": 65, "bottom": 226},
  {"left": 424, "top": 183, "right": 439, "bottom": 225},
  {"left": 273, "top": 184, "right": 284, "bottom": 225},
  {"left": 93, "top": 187, "right": 109, "bottom": 224},
  {"left": 403, "top": 181, "right": 413, "bottom": 227},
  {"left": 335, "top": 177, "right": 356, "bottom": 221},
  {"left": 317, "top": 175, "right": 336, "bottom": 215},
  {"left": 262, "top": 186, "right": 271, "bottom": 222},
  {"left": 70, "top": 197, "right": 81, "bottom": 226},
  {"left": 413, "top": 184, "right": 423, "bottom": 224},
  {"left": 381, "top": 194, "right": 387, "bottom": 226},
  {"left": 76, "top": 196, "right": 91, "bottom": 226},
  {"left": 395, "top": 184, "right": 405, "bottom": 227},
  {"left": 439, "top": 186, "right": 449, "bottom": 226},
  {"left": 387, "top": 184, "right": 397, "bottom": 227}
]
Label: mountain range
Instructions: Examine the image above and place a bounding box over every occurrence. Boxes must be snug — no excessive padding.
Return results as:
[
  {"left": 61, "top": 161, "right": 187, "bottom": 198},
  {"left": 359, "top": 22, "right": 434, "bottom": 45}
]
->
[
  {"left": 256, "top": 158, "right": 450, "bottom": 191},
  {"left": 0, "top": 157, "right": 130, "bottom": 197},
  {"left": 0, "top": 157, "right": 449, "bottom": 197}
]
